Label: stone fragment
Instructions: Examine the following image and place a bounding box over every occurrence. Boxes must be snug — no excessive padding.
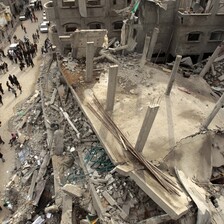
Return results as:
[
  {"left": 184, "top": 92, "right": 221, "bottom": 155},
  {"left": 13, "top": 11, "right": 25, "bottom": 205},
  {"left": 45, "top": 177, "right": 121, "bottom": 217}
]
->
[
  {"left": 62, "top": 184, "right": 83, "bottom": 197},
  {"left": 218, "top": 74, "right": 224, "bottom": 81},
  {"left": 102, "top": 191, "right": 117, "bottom": 206}
]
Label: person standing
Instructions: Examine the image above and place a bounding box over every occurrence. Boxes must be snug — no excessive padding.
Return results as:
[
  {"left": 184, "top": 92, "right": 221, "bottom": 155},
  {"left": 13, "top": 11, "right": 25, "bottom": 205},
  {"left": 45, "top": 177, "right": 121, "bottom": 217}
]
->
[
  {"left": 0, "top": 48, "right": 6, "bottom": 57},
  {"left": 19, "top": 61, "right": 25, "bottom": 71},
  {"left": 0, "top": 152, "right": 5, "bottom": 162},
  {"left": 7, "top": 35, "right": 11, "bottom": 44},
  {"left": 29, "top": 57, "right": 34, "bottom": 67},
  {"left": 11, "top": 88, "right": 17, "bottom": 98},
  {"left": 8, "top": 74, "right": 14, "bottom": 86},
  {"left": 9, "top": 133, "right": 17, "bottom": 147},
  {"left": 6, "top": 81, "right": 12, "bottom": 91},
  {"left": 12, "top": 75, "right": 19, "bottom": 86},
  {"left": 3, "top": 62, "right": 8, "bottom": 72},
  {"left": 0, "top": 83, "right": 4, "bottom": 94},
  {"left": 23, "top": 26, "right": 27, "bottom": 34},
  {"left": 0, "top": 94, "right": 3, "bottom": 105},
  {"left": 0, "top": 135, "right": 5, "bottom": 144},
  {"left": 17, "top": 84, "right": 22, "bottom": 94}
]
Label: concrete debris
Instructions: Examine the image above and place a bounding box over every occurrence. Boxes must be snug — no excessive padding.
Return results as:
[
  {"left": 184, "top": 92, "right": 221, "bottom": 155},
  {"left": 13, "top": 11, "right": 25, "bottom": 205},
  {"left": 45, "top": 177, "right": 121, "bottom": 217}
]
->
[
  {"left": 102, "top": 191, "right": 117, "bottom": 206},
  {"left": 179, "top": 52, "right": 224, "bottom": 96},
  {"left": 44, "top": 204, "right": 59, "bottom": 213},
  {"left": 32, "top": 216, "right": 45, "bottom": 224},
  {"left": 62, "top": 184, "right": 83, "bottom": 198}
]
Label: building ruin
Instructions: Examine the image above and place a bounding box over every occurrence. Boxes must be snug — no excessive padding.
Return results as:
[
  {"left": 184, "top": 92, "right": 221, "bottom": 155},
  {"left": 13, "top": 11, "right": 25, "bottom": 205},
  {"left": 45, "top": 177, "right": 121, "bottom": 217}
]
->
[{"left": 2, "top": 0, "right": 224, "bottom": 224}]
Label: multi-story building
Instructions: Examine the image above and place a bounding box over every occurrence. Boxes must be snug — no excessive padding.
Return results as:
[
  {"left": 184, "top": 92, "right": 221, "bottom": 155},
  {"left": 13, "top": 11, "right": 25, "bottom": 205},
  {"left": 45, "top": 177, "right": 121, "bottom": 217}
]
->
[
  {"left": 133, "top": 0, "right": 224, "bottom": 63},
  {"left": 44, "top": 0, "right": 131, "bottom": 54},
  {"left": 45, "top": 0, "right": 224, "bottom": 64},
  {"left": 170, "top": 0, "right": 224, "bottom": 63}
]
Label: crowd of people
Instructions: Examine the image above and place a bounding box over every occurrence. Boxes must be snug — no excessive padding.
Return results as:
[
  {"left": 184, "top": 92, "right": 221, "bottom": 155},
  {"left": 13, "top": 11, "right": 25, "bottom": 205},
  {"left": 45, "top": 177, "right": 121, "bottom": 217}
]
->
[
  {"left": 0, "top": 2, "right": 49, "bottom": 170},
  {"left": 7, "top": 32, "right": 38, "bottom": 69}
]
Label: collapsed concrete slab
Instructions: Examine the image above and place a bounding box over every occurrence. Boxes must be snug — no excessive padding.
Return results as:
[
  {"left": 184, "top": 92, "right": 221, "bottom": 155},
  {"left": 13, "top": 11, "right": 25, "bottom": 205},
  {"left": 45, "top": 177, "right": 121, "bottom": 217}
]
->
[
  {"left": 130, "top": 170, "right": 189, "bottom": 219},
  {"left": 61, "top": 193, "right": 73, "bottom": 224},
  {"left": 176, "top": 170, "right": 211, "bottom": 224}
]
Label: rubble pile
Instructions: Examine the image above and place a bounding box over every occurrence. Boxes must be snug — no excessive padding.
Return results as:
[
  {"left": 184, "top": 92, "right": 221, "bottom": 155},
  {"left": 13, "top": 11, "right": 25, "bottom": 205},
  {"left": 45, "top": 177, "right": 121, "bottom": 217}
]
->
[
  {"left": 203, "top": 58, "right": 224, "bottom": 95},
  {"left": 2, "top": 53, "right": 168, "bottom": 223},
  {"left": 90, "top": 171, "right": 167, "bottom": 224},
  {"left": 3, "top": 92, "right": 60, "bottom": 224},
  {"left": 8, "top": 49, "right": 224, "bottom": 223}
]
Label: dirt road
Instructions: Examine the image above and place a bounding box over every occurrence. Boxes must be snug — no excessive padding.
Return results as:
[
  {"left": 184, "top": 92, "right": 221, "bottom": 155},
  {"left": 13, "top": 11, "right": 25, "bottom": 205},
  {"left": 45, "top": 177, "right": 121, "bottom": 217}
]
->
[{"left": 0, "top": 9, "right": 48, "bottom": 221}]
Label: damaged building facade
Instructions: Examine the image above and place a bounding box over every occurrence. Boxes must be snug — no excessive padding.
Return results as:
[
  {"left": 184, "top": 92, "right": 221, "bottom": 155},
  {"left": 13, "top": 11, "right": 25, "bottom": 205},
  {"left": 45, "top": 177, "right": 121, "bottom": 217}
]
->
[
  {"left": 44, "top": 0, "right": 131, "bottom": 54},
  {"left": 44, "top": 0, "right": 224, "bottom": 63}
]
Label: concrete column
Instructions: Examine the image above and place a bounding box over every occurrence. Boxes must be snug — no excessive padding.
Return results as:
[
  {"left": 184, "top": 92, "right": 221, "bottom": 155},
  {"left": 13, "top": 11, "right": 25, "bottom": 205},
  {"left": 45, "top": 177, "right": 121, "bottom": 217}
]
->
[
  {"left": 135, "top": 105, "right": 160, "bottom": 153},
  {"left": 106, "top": 65, "right": 118, "bottom": 111},
  {"left": 140, "top": 35, "right": 151, "bottom": 68},
  {"left": 147, "top": 27, "right": 159, "bottom": 61},
  {"left": 165, "top": 55, "right": 182, "bottom": 96},
  {"left": 86, "top": 41, "right": 94, "bottom": 82},
  {"left": 201, "top": 93, "right": 224, "bottom": 129},
  {"left": 199, "top": 41, "right": 224, "bottom": 77}
]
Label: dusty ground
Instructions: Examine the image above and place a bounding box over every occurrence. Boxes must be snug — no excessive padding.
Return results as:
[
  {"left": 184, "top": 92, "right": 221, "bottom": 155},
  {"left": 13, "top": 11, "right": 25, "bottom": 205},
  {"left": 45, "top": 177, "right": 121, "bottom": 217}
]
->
[{"left": 0, "top": 9, "right": 47, "bottom": 222}]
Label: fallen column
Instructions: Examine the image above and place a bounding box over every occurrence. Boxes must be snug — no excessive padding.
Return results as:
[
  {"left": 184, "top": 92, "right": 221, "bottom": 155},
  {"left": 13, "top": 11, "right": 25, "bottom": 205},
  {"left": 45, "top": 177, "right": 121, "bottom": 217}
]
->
[
  {"left": 201, "top": 92, "right": 224, "bottom": 129},
  {"left": 99, "top": 50, "right": 120, "bottom": 65},
  {"left": 27, "top": 170, "right": 38, "bottom": 201},
  {"left": 135, "top": 105, "right": 159, "bottom": 153},
  {"left": 60, "top": 193, "right": 73, "bottom": 224},
  {"left": 147, "top": 27, "right": 159, "bottom": 62},
  {"left": 199, "top": 41, "right": 224, "bottom": 77},
  {"left": 86, "top": 41, "right": 94, "bottom": 82},
  {"left": 165, "top": 55, "right": 182, "bottom": 96},
  {"left": 106, "top": 65, "right": 119, "bottom": 111}
]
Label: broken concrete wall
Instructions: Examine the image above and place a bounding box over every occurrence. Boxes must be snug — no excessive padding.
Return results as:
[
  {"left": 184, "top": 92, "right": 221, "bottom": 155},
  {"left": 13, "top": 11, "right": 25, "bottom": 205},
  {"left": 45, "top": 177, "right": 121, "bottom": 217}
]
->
[
  {"left": 70, "top": 29, "right": 107, "bottom": 58},
  {"left": 46, "top": 0, "right": 126, "bottom": 56}
]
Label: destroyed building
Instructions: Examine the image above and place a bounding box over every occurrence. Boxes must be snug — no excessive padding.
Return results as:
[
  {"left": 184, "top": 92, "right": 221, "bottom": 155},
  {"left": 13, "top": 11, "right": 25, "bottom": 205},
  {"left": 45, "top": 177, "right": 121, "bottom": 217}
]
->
[
  {"left": 3, "top": 0, "right": 224, "bottom": 224},
  {"left": 4, "top": 38, "right": 224, "bottom": 224},
  {"left": 44, "top": 0, "right": 224, "bottom": 63}
]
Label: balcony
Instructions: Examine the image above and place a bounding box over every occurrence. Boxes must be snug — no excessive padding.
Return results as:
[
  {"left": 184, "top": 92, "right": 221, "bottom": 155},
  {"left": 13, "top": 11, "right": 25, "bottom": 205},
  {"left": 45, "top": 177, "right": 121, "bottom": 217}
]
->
[{"left": 44, "top": 1, "right": 55, "bottom": 21}]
